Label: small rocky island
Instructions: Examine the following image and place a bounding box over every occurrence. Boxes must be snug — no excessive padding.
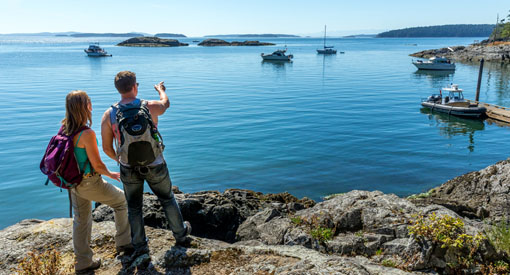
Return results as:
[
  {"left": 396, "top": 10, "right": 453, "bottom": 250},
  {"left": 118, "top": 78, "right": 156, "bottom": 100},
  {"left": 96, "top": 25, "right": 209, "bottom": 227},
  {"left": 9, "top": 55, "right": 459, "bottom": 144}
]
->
[
  {"left": 198, "top": 39, "right": 275, "bottom": 46},
  {"left": 411, "top": 40, "right": 510, "bottom": 62},
  {"left": 117, "top": 36, "right": 189, "bottom": 47},
  {"left": 3, "top": 160, "right": 510, "bottom": 274}
]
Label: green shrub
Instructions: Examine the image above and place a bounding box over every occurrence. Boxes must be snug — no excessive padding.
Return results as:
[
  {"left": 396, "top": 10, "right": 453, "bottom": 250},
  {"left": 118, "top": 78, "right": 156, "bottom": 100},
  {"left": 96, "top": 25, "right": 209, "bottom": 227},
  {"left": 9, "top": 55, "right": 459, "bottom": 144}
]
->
[
  {"left": 485, "top": 219, "right": 510, "bottom": 256},
  {"left": 290, "top": 216, "right": 303, "bottom": 226},
  {"left": 408, "top": 213, "right": 485, "bottom": 271},
  {"left": 310, "top": 226, "right": 333, "bottom": 244},
  {"left": 290, "top": 213, "right": 335, "bottom": 245},
  {"left": 381, "top": 258, "right": 396, "bottom": 268},
  {"left": 407, "top": 189, "right": 433, "bottom": 200},
  {"left": 481, "top": 260, "right": 510, "bottom": 274}
]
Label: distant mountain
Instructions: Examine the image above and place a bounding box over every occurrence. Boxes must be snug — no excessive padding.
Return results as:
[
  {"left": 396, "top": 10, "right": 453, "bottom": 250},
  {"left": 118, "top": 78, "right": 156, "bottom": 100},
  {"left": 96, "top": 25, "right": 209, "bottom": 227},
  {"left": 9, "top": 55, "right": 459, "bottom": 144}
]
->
[
  {"left": 68, "top": 32, "right": 147, "bottom": 37},
  {"left": 155, "top": 33, "right": 186, "bottom": 38},
  {"left": 0, "top": 32, "right": 79, "bottom": 36},
  {"left": 377, "top": 24, "right": 495, "bottom": 38},
  {"left": 343, "top": 34, "right": 377, "bottom": 38},
  {"left": 204, "top": 34, "right": 300, "bottom": 38}
]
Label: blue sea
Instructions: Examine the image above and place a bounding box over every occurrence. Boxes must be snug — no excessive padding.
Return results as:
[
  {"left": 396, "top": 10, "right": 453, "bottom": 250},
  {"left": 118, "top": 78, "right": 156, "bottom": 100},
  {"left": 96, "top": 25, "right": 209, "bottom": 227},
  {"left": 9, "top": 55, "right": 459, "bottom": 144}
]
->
[{"left": 1, "top": 36, "right": 509, "bottom": 229}]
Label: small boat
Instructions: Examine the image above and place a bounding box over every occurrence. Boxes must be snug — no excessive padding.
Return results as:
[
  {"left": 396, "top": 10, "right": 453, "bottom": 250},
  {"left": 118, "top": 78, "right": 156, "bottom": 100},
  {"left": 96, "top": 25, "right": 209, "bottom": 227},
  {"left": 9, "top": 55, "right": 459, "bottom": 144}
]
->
[
  {"left": 421, "top": 84, "right": 486, "bottom": 118},
  {"left": 317, "top": 25, "right": 338, "bottom": 54},
  {"left": 84, "top": 43, "right": 112, "bottom": 57},
  {"left": 412, "top": 56, "right": 455, "bottom": 70},
  {"left": 192, "top": 40, "right": 200, "bottom": 43},
  {"left": 261, "top": 49, "right": 293, "bottom": 61}
]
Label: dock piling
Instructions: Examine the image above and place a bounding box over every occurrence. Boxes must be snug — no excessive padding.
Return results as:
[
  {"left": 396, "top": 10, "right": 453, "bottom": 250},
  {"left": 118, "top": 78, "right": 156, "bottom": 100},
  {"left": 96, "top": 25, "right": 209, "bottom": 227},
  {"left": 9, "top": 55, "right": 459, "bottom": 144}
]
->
[{"left": 475, "top": 58, "right": 484, "bottom": 102}]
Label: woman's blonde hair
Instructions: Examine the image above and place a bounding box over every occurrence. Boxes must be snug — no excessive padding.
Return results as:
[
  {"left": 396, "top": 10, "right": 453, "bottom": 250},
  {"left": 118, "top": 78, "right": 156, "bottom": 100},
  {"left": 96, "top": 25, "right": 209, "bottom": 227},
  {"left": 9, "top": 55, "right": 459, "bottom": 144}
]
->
[{"left": 62, "top": 90, "right": 92, "bottom": 135}]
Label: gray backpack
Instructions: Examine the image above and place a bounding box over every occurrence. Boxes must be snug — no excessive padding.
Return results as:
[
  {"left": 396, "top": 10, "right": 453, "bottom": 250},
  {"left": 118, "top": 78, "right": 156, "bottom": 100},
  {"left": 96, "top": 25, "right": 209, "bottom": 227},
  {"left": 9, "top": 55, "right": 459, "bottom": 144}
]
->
[{"left": 110, "top": 99, "right": 164, "bottom": 166}]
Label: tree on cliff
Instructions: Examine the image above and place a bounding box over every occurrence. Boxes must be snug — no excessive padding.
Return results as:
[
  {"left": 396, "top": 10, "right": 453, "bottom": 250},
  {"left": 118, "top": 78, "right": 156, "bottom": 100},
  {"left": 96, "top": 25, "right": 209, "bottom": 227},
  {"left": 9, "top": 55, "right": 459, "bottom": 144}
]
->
[{"left": 491, "top": 10, "right": 510, "bottom": 40}]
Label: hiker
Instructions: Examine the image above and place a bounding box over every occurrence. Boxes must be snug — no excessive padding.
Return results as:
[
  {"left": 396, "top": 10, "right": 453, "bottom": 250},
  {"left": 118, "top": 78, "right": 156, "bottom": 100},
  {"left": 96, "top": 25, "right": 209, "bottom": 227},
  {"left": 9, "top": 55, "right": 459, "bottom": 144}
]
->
[
  {"left": 62, "top": 90, "right": 132, "bottom": 274},
  {"left": 101, "top": 71, "right": 191, "bottom": 263}
]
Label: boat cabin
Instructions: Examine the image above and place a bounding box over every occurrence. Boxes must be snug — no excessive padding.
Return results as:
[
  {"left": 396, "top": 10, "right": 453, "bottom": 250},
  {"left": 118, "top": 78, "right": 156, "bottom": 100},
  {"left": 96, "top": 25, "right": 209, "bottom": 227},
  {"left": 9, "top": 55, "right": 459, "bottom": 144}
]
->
[
  {"left": 442, "top": 84, "right": 469, "bottom": 106},
  {"left": 430, "top": 57, "right": 452, "bottom": 64}
]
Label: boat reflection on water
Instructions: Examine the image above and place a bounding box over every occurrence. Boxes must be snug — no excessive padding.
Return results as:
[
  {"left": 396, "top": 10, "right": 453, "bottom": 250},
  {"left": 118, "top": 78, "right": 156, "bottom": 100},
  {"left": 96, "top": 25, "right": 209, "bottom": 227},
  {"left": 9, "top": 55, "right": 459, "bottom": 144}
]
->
[
  {"left": 261, "top": 59, "right": 293, "bottom": 71},
  {"left": 413, "top": 70, "right": 455, "bottom": 89},
  {"left": 420, "top": 107, "right": 484, "bottom": 152}
]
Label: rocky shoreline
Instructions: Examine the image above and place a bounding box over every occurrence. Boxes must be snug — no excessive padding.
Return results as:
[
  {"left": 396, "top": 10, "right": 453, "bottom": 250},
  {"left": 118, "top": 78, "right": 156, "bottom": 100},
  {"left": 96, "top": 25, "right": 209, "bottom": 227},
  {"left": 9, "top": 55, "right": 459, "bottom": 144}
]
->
[
  {"left": 117, "top": 37, "right": 189, "bottom": 47},
  {"left": 3, "top": 161, "right": 510, "bottom": 274},
  {"left": 198, "top": 39, "right": 275, "bottom": 46},
  {"left": 410, "top": 42, "right": 510, "bottom": 63}
]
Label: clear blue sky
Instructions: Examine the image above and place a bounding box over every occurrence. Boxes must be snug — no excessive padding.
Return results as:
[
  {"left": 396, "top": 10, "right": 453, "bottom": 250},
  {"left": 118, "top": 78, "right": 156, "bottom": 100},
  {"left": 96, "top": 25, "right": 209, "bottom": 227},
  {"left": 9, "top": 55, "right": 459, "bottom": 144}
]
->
[{"left": 1, "top": 0, "right": 508, "bottom": 36}]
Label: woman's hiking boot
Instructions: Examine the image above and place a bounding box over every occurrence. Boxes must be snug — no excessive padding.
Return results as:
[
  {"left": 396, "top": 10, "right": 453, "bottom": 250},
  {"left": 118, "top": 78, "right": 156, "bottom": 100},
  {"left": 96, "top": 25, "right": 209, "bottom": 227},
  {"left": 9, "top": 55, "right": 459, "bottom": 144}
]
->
[{"left": 75, "top": 259, "right": 101, "bottom": 275}]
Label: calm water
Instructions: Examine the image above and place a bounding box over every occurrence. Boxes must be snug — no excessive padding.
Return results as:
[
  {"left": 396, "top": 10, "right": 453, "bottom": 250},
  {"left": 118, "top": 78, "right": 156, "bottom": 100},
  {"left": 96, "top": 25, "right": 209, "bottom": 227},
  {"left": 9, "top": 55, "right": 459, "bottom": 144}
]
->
[{"left": 1, "top": 36, "right": 509, "bottom": 229}]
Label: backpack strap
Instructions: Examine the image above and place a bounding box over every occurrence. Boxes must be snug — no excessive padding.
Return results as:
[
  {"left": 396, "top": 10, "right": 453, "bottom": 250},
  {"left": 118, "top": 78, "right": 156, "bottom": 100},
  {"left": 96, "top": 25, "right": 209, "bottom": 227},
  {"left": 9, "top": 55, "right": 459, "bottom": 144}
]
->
[
  {"left": 74, "top": 130, "right": 92, "bottom": 174},
  {"left": 75, "top": 130, "right": 84, "bottom": 147},
  {"left": 68, "top": 189, "right": 73, "bottom": 218}
]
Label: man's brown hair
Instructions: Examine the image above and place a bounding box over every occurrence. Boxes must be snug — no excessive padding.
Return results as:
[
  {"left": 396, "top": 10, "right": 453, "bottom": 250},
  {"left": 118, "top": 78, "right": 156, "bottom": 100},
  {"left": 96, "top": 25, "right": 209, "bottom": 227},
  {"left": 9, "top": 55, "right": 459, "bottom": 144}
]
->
[{"left": 114, "top": 71, "right": 136, "bottom": 94}]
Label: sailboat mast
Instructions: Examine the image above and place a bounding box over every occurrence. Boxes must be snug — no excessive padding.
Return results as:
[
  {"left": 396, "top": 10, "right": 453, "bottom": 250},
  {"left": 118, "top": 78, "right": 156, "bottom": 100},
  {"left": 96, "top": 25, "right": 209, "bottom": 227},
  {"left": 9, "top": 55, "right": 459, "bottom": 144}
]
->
[{"left": 324, "top": 25, "right": 326, "bottom": 48}]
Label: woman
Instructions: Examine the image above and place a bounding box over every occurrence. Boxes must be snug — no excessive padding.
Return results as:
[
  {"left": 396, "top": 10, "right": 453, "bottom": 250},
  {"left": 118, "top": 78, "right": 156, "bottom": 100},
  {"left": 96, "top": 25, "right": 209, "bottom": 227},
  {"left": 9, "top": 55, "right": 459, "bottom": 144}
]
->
[{"left": 62, "top": 90, "right": 131, "bottom": 274}]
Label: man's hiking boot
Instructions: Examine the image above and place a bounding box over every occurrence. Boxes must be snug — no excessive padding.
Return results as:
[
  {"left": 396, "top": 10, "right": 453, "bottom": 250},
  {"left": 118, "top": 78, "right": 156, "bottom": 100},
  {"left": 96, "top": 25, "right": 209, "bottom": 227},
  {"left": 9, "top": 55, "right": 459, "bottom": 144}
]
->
[
  {"left": 126, "top": 245, "right": 151, "bottom": 268},
  {"left": 116, "top": 243, "right": 135, "bottom": 256},
  {"left": 175, "top": 221, "right": 192, "bottom": 247},
  {"left": 75, "top": 259, "right": 101, "bottom": 275}
]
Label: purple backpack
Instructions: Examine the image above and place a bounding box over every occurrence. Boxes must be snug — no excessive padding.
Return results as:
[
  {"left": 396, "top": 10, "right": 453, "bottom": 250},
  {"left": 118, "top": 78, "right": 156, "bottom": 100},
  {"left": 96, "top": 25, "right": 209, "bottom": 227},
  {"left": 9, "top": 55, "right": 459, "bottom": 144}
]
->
[{"left": 40, "top": 125, "right": 90, "bottom": 189}]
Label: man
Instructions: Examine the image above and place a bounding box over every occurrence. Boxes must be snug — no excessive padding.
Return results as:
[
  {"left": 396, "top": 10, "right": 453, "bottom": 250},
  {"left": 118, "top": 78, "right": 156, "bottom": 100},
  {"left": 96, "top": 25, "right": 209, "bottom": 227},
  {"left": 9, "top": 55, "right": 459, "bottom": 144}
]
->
[{"left": 101, "top": 71, "right": 191, "bottom": 263}]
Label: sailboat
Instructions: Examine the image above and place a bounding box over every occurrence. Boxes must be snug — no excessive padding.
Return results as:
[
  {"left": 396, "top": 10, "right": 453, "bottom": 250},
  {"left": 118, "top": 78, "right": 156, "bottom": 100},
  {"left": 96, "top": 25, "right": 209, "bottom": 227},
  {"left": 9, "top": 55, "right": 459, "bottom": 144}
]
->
[{"left": 317, "top": 25, "right": 338, "bottom": 54}]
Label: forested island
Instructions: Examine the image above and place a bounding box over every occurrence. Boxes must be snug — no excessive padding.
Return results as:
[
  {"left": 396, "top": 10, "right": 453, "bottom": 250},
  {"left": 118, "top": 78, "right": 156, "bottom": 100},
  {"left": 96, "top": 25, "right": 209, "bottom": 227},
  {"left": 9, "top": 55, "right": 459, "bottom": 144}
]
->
[
  {"left": 60, "top": 32, "right": 147, "bottom": 37},
  {"left": 154, "top": 33, "right": 187, "bottom": 37},
  {"left": 410, "top": 13, "right": 510, "bottom": 62},
  {"left": 377, "top": 24, "right": 495, "bottom": 37},
  {"left": 204, "top": 34, "right": 299, "bottom": 38}
]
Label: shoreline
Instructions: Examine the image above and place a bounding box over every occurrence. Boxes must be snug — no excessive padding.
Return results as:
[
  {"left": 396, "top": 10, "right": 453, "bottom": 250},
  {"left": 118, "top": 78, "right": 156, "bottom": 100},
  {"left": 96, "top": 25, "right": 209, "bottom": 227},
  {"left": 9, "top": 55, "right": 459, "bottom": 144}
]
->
[
  {"left": 3, "top": 159, "right": 510, "bottom": 274},
  {"left": 410, "top": 42, "right": 510, "bottom": 63}
]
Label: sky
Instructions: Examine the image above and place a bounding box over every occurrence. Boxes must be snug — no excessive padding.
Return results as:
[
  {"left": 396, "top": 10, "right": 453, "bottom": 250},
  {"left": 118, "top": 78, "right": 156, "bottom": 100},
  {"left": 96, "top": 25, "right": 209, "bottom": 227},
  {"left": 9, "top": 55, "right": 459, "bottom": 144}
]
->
[{"left": 0, "top": 0, "right": 508, "bottom": 37}]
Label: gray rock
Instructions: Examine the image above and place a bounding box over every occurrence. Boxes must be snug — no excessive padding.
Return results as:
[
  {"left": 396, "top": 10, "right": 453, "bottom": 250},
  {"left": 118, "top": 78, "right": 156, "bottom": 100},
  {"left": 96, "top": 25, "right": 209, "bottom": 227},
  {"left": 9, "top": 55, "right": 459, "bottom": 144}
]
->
[
  {"left": 411, "top": 159, "right": 510, "bottom": 222},
  {"left": 93, "top": 188, "right": 314, "bottom": 243},
  {"left": 236, "top": 208, "right": 282, "bottom": 241},
  {"left": 410, "top": 43, "right": 510, "bottom": 63},
  {"left": 162, "top": 247, "right": 211, "bottom": 268}
]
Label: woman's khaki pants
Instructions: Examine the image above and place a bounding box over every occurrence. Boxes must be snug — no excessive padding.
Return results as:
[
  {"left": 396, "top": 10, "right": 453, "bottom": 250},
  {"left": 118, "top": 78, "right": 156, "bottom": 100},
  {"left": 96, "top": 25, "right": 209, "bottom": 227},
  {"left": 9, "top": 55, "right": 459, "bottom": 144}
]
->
[{"left": 71, "top": 175, "right": 131, "bottom": 270}]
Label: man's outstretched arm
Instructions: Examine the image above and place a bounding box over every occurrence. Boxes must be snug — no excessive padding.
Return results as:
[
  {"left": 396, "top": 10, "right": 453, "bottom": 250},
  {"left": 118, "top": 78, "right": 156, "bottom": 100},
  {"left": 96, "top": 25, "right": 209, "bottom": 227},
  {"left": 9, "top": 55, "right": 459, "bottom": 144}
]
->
[
  {"left": 101, "top": 109, "right": 117, "bottom": 161},
  {"left": 148, "top": 81, "right": 170, "bottom": 117}
]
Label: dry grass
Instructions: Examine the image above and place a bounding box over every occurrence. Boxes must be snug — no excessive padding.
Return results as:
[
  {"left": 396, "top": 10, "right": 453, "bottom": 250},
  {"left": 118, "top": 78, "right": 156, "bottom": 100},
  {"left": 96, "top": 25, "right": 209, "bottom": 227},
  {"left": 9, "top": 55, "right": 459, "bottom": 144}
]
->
[{"left": 486, "top": 41, "right": 510, "bottom": 46}]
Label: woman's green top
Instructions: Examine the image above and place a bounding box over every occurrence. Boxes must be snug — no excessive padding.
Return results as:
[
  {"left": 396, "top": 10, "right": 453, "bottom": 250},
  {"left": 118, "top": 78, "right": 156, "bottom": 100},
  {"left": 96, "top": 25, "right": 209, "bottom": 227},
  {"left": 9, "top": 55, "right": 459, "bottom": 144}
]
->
[{"left": 74, "top": 130, "right": 93, "bottom": 175}]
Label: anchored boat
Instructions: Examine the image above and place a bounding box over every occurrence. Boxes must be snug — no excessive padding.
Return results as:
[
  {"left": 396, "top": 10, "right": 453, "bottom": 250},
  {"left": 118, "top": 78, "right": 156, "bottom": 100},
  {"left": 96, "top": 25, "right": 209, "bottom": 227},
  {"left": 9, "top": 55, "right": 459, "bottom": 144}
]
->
[
  {"left": 421, "top": 84, "right": 486, "bottom": 118},
  {"left": 413, "top": 57, "right": 455, "bottom": 71},
  {"left": 317, "top": 25, "right": 339, "bottom": 54},
  {"left": 261, "top": 49, "right": 293, "bottom": 61},
  {"left": 84, "top": 43, "right": 112, "bottom": 57}
]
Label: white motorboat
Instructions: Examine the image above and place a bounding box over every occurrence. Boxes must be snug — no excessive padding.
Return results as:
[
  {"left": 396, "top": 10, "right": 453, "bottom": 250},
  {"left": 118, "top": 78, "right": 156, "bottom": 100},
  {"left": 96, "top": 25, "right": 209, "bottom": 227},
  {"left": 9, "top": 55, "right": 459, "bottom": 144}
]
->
[
  {"left": 317, "top": 25, "right": 338, "bottom": 54},
  {"left": 84, "top": 43, "right": 112, "bottom": 57},
  {"left": 261, "top": 49, "right": 293, "bottom": 61},
  {"left": 421, "top": 84, "right": 486, "bottom": 118},
  {"left": 413, "top": 57, "right": 455, "bottom": 70}
]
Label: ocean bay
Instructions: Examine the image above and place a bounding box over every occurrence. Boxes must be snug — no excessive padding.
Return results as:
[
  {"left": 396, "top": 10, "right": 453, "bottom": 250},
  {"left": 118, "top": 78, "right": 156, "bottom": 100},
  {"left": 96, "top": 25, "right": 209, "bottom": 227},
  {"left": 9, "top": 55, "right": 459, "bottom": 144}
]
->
[{"left": 0, "top": 36, "right": 509, "bottom": 228}]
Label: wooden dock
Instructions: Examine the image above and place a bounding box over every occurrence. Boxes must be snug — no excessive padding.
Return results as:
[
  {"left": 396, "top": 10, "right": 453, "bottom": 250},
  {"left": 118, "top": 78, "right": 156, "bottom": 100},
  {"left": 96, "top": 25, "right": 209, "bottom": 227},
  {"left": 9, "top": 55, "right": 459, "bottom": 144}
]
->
[{"left": 468, "top": 100, "right": 510, "bottom": 123}]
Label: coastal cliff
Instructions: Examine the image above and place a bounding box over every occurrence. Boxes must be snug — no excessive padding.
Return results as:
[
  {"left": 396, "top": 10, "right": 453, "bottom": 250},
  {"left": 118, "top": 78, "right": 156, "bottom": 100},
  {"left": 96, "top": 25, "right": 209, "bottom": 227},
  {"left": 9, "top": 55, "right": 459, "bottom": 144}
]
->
[
  {"left": 410, "top": 42, "right": 510, "bottom": 62},
  {"left": 117, "top": 37, "right": 189, "bottom": 47},
  {"left": 3, "top": 161, "right": 510, "bottom": 274}
]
